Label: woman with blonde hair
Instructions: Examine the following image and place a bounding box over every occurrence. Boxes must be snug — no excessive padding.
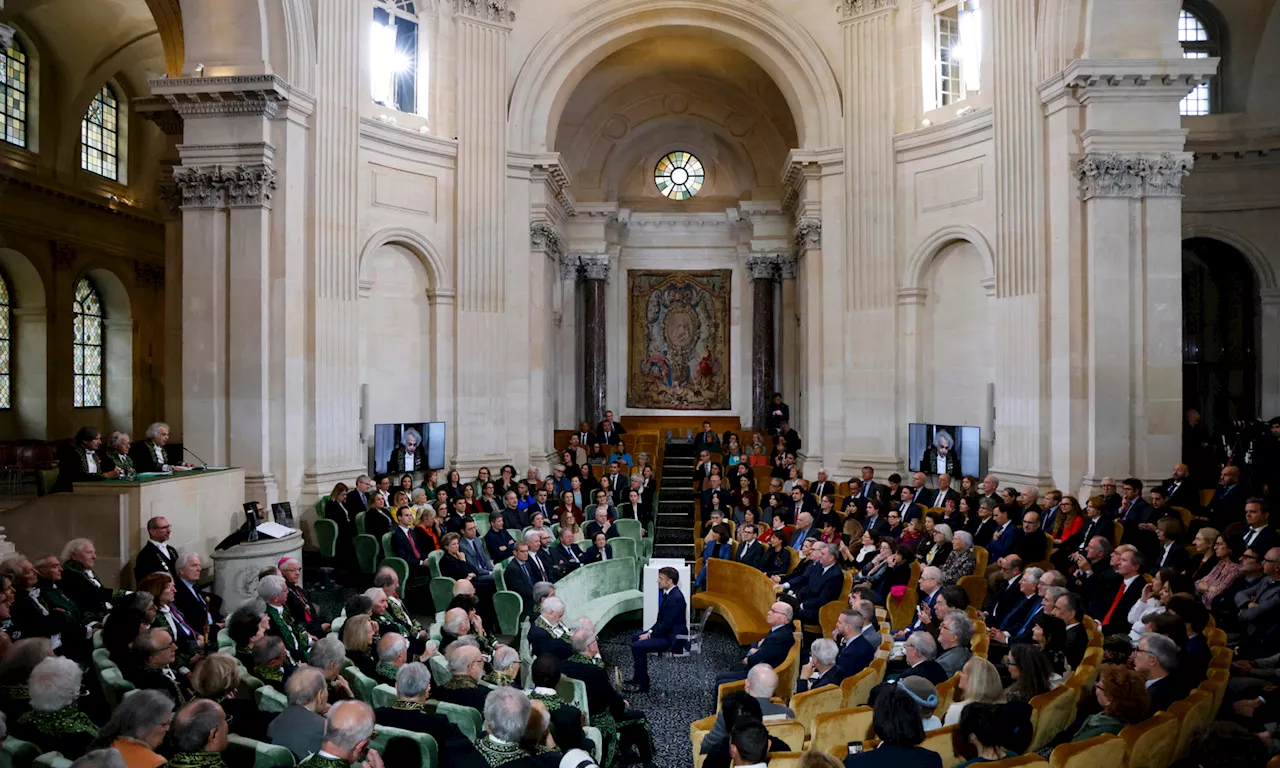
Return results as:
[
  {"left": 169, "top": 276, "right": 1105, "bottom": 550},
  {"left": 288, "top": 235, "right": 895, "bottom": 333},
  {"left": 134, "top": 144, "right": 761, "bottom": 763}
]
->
[
  {"left": 944, "top": 656, "right": 1006, "bottom": 726},
  {"left": 796, "top": 751, "right": 844, "bottom": 768},
  {"left": 558, "top": 509, "right": 584, "bottom": 543},
  {"left": 341, "top": 613, "right": 378, "bottom": 678}
]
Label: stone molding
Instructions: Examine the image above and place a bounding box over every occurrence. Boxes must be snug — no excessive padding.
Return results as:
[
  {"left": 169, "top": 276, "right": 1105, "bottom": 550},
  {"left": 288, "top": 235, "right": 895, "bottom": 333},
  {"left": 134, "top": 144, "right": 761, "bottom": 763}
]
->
[
  {"left": 793, "top": 220, "right": 822, "bottom": 258},
  {"left": 157, "top": 181, "right": 182, "bottom": 220},
  {"left": 455, "top": 0, "right": 515, "bottom": 23},
  {"left": 747, "top": 254, "right": 780, "bottom": 281},
  {"left": 1073, "top": 152, "right": 1194, "bottom": 200},
  {"left": 530, "top": 221, "right": 565, "bottom": 258},
  {"left": 837, "top": 0, "right": 898, "bottom": 19},
  {"left": 150, "top": 75, "right": 292, "bottom": 120},
  {"left": 579, "top": 254, "right": 611, "bottom": 282},
  {"left": 173, "top": 165, "right": 278, "bottom": 209}
]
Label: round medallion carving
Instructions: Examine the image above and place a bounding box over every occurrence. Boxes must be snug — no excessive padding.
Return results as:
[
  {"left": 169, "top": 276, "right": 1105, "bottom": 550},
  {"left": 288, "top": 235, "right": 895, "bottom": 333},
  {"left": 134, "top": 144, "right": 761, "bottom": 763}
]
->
[
  {"left": 603, "top": 115, "right": 629, "bottom": 140},
  {"left": 726, "top": 113, "right": 753, "bottom": 137},
  {"left": 664, "top": 93, "right": 690, "bottom": 114}
]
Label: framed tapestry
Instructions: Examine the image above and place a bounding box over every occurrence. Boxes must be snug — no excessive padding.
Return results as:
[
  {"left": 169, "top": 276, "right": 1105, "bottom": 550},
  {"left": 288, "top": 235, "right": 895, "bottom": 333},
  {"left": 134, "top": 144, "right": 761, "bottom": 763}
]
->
[{"left": 627, "top": 269, "right": 731, "bottom": 410}]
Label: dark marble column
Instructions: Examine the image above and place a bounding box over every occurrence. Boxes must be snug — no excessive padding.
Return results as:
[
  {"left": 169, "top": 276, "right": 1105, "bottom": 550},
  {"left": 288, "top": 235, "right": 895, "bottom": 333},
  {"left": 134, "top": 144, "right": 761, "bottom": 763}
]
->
[
  {"left": 581, "top": 254, "right": 610, "bottom": 426},
  {"left": 748, "top": 254, "right": 780, "bottom": 432}
]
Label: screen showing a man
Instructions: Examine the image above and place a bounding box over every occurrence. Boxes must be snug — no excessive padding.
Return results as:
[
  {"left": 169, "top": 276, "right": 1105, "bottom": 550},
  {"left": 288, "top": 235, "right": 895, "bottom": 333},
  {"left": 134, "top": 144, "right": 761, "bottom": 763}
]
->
[{"left": 908, "top": 424, "right": 979, "bottom": 478}]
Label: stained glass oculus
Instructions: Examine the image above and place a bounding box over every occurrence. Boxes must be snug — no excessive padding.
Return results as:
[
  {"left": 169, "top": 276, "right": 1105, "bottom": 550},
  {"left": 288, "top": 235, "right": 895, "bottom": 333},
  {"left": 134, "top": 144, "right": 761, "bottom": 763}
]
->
[{"left": 654, "top": 151, "right": 704, "bottom": 200}]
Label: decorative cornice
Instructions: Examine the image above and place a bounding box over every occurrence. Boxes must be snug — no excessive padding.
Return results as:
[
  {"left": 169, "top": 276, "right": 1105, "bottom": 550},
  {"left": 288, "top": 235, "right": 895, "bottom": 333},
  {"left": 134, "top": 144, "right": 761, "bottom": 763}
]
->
[
  {"left": 455, "top": 0, "right": 515, "bottom": 23},
  {"left": 1060, "top": 59, "right": 1218, "bottom": 106},
  {"left": 793, "top": 220, "right": 822, "bottom": 257},
  {"left": 134, "top": 97, "right": 184, "bottom": 137},
  {"left": 837, "top": 0, "right": 897, "bottom": 20},
  {"left": 149, "top": 75, "right": 292, "bottom": 120},
  {"left": 173, "top": 165, "right": 277, "bottom": 209},
  {"left": 530, "top": 221, "right": 565, "bottom": 258},
  {"left": 746, "top": 253, "right": 780, "bottom": 281},
  {"left": 50, "top": 241, "right": 77, "bottom": 271},
  {"left": 1073, "top": 152, "right": 1194, "bottom": 200},
  {"left": 579, "top": 253, "right": 611, "bottom": 282}
]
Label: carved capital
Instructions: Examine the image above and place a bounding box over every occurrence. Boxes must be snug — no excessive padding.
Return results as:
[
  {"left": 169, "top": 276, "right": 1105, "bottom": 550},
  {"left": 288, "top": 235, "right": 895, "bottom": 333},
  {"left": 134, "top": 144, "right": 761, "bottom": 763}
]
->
[
  {"left": 559, "top": 254, "right": 581, "bottom": 282},
  {"left": 837, "top": 0, "right": 898, "bottom": 19},
  {"left": 173, "top": 164, "right": 277, "bottom": 209},
  {"left": 793, "top": 220, "right": 822, "bottom": 258},
  {"left": 455, "top": 0, "right": 515, "bottom": 23},
  {"left": 579, "top": 254, "right": 611, "bottom": 282},
  {"left": 50, "top": 241, "right": 77, "bottom": 271},
  {"left": 747, "top": 254, "right": 780, "bottom": 282},
  {"left": 1073, "top": 152, "right": 1194, "bottom": 200},
  {"left": 530, "top": 221, "right": 565, "bottom": 258},
  {"left": 779, "top": 255, "right": 797, "bottom": 280},
  {"left": 156, "top": 180, "right": 182, "bottom": 219}
]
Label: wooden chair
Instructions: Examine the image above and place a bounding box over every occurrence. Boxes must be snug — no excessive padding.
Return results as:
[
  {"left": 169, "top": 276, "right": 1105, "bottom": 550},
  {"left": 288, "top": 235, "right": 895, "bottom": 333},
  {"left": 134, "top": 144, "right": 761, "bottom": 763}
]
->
[
  {"left": 810, "top": 706, "right": 875, "bottom": 754},
  {"left": 773, "top": 622, "right": 804, "bottom": 703},
  {"left": 1049, "top": 733, "right": 1125, "bottom": 768},
  {"left": 1029, "top": 684, "right": 1080, "bottom": 753},
  {"left": 763, "top": 719, "right": 806, "bottom": 753},
  {"left": 920, "top": 724, "right": 963, "bottom": 768},
  {"left": 1168, "top": 690, "right": 1213, "bottom": 762},
  {"left": 789, "top": 684, "right": 843, "bottom": 736},
  {"left": 1119, "top": 711, "right": 1178, "bottom": 768}
]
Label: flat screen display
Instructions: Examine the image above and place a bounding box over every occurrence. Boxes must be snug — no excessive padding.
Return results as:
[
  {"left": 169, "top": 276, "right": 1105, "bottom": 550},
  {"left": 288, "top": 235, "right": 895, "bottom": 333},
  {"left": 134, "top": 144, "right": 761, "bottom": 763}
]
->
[
  {"left": 907, "top": 423, "right": 980, "bottom": 478},
  {"left": 373, "top": 422, "right": 447, "bottom": 473}
]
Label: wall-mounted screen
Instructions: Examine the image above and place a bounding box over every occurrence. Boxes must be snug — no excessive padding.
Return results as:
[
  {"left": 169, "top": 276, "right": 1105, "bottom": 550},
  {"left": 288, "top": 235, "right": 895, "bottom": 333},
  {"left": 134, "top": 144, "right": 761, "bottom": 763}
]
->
[
  {"left": 908, "top": 423, "right": 980, "bottom": 478},
  {"left": 373, "top": 422, "right": 447, "bottom": 474}
]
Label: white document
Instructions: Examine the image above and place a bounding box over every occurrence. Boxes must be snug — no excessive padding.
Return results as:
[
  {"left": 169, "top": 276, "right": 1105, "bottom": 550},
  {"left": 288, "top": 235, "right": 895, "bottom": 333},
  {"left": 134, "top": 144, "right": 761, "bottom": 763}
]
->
[{"left": 255, "top": 521, "right": 295, "bottom": 539}]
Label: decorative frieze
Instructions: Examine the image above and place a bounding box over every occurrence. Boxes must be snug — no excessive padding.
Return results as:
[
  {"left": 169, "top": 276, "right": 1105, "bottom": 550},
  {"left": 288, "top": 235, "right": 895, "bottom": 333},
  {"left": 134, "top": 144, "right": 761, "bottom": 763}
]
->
[
  {"left": 173, "top": 165, "right": 278, "bottom": 208},
  {"left": 1073, "top": 153, "right": 1194, "bottom": 200},
  {"left": 530, "top": 221, "right": 565, "bottom": 258},
  {"left": 150, "top": 75, "right": 293, "bottom": 120},
  {"left": 747, "top": 254, "right": 780, "bottom": 282},
  {"left": 579, "top": 254, "right": 611, "bottom": 282},
  {"left": 837, "top": 0, "right": 897, "bottom": 19},
  {"left": 156, "top": 180, "right": 182, "bottom": 219},
  {"left": 455, "top": 0, "right": 515, "bottom": 23}
]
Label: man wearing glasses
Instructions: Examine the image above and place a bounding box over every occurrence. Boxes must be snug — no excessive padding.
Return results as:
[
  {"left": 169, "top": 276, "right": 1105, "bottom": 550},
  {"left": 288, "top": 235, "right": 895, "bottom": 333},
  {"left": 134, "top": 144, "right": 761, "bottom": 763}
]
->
[
  {"left": 1234, "top": 546, "right": 1280, "bottom": 658},
  {"left": 1213, "top": 546, "right": 1266, "bottom": 627},
  {"left": 712, "top": 601, "right": 795, "bottom": 691}
]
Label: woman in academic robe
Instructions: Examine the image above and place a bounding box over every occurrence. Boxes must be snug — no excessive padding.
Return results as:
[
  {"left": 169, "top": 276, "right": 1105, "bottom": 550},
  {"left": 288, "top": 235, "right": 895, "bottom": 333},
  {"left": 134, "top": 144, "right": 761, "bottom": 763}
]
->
[
  {"left": 55, "top": 427, "right": 119, "bottom": 492},
  {"left": 580, "top": 532, "right": 614, "bottom": 564}
]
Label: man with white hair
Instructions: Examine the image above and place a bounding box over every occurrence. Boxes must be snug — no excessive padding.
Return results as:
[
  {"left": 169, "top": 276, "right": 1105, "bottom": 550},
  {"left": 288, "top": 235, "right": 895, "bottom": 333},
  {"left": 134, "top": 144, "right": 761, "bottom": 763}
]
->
[
  {"left": 308, "top": 635, "right": 355, "bottom": 701},
  {"left": 102, "top": 431, "right": 137, "bottom": 480},
  {"left": 130, "top": 422, "right": 192, "bottom": 473},
  {"left": 987, "top": 566, "right": 1045, "bottom": 651},
  {"left": 174, "top": 552, "right": 223, "bottom": 639},
  {"left": 529, "top": 596, "right": 573, "bottom": 660},
  {"left": 13, "top": 657, "right": 97, "bottom": 759},
  {"left": 699, "top": 663, "right": 794, "bottom": 755},
  {"left": 259, "top": 574, "right": 310, "bottom": 662},
  {"left": 475, "top": 686, "right": 535, "bottom": 767},
  {"left": 372, "top": 568, "right": 425, "bottom": 646},
  {"left": 374, "top": 663, "right": 485, "bottom": 765},
  {"left": 810, "top": 470, "right": 835, "bottom": 500},
  {"left": 797, "top": 639, "right": 842, "bottom": 693},
  {"left": 522, "top": 530, "right": 552, "bottom": 584},
  {"left": 936, "top": 611, "right": 974, "bottom": 676},
  {"left": 267, "top": 665, "right": 328, "bottom": 760},
  {"left": 485, "top": 644, "right": 522, "bottom": 687},
  {"left": 59, "top": 539, "right": 117, "bottom": 621},
  {"left": 563, "top": 628, "right": 654, "bottom": 765},
  {"left": 431, "top": 644, "right": 489, "bottom": 713},
  {"left": 299, "top": 700, "right": 382, "bottom": 768},
  {"left": 880, "top": 632, "right": 947, "bottom": 692},
  {"left": 374, "top": 633, "right": 409, "bottom": 686},
  {"left": 895, "top": 566, "right": 944, "bottom": 639}
]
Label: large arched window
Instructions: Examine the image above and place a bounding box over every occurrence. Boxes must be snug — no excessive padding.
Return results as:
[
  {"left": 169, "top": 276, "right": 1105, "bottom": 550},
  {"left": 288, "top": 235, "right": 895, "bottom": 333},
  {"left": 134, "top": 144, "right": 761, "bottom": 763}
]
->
[
  {"left": 0, "top": 271, "right": 10, "bottom": 409},
  {"left": 2, "top": 37, "right": 28, "bottom": 147},
  {"left": 1179, "top": 7, "right": 1218, "bottom": 116},
  {"left": 73, "top": 278, "right": 103, "bottom": 408},
  {"left": 370, "top": 0, "right": 421, "bottom": 116},
  {"left": 81, "top": 84, "right": 120, "bottom": 180}
]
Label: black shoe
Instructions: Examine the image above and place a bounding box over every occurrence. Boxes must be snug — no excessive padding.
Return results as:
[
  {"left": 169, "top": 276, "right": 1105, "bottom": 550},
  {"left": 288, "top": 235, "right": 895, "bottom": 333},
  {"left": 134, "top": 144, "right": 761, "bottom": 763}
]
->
[{"left": 622, "top": 681, "right": 649, "bottom": 693}]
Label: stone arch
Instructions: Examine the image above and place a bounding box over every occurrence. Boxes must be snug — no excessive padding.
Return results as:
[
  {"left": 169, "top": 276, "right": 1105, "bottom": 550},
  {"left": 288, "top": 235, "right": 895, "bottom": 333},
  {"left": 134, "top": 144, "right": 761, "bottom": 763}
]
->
[
  {"left": 143, "top": 0, "right": 184, "bottom": 77},
  {"left": 509, "top": 0, "right": 843, "bottom": 152},
  {"left": 358, "top": 227, "right": 454, "bottom": 297},
  {"left": 0, "top": 249, "right": 49, "bottom": 438},
  {"left": 1181, "top": 224, "right": 1277, "bottom": 291},
  {"left": 902, "top": 225, "right": 997, "bottom": 297}
]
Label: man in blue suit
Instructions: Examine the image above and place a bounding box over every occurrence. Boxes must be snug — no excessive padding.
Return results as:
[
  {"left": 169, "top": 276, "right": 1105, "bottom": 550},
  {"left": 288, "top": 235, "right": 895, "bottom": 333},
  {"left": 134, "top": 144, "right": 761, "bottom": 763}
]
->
[
  {"left": 789, "top": 512, "right": 816, "bottom": 551},
  {"left": 986, "top": 503, "right": 1020, "bottom": 559},
  {"left": 713, "top": 601, "right": 796, "bottom": 690},
  {"left": 778, "top": 542, "right": 843, "bottom": 623},
  {"left": 832, "top": 609, "right": 876, "bottom": 678},
  {"left": 626, "top": 567, "right": 688, "bottom": 693},
  {"left": 893, "top": 567, "right": 943, "bottom": 640}
]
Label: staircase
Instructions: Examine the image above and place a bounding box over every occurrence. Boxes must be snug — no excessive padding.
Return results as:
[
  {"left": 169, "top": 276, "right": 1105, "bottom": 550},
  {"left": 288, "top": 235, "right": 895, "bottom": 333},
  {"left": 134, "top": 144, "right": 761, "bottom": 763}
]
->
[{"left": 653, "top": 441, "right": 698, "bottom": 562}]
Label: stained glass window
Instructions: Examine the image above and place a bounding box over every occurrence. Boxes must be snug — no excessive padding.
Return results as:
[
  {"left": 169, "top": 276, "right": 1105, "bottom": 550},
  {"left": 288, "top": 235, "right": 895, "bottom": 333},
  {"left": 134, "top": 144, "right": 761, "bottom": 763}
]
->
[
  {"left": 73, "top": 278, "right": 103, "bottom": 408},
  {"left": 0, "top": 272, "right": 10, "bottom": 409},
  {"left": 654, "top": 151, "right": 704, "bottom": 200},
  {"left": 1178, "top": 8, "right": 1216, "bottom": 116},
  {"left": 81, "top": 84, "right": 120, "bottom": 180},
  {"left": 2, "top": 38, "right": 28, "bottom": 148}
]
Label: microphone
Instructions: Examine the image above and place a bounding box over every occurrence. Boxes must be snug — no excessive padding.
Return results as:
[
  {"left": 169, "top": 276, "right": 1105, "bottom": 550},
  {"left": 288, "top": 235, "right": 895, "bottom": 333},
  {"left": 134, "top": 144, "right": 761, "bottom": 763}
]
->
[{"left": 183, "top": 445, "right": 209, "bottom": 469}]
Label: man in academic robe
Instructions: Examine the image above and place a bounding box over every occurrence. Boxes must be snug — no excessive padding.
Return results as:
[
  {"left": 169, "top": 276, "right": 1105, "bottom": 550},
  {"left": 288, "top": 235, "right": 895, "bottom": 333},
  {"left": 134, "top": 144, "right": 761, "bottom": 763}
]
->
[
  {"left": 134, "top": 516, "right": 179, "bottom": 582},
  {"left": 129, "top": 422, "right": 191, "bottom": 473},
  {"left": 54, "top": 427, "right": 118, "bottom": 492}
]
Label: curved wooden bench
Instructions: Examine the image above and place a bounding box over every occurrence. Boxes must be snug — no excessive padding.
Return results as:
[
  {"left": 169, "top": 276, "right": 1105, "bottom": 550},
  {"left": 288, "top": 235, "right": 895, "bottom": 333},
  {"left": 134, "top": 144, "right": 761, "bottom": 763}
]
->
[{"left": 691, "top": 558, "right": 776, "bottom": 645}]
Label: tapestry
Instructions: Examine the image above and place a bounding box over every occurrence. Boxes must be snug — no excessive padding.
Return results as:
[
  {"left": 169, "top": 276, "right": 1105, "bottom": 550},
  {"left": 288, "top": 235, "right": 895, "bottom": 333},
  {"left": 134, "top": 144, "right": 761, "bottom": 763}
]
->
[{"left": 627, "top": 270, "right": 731, "bottom": 410}]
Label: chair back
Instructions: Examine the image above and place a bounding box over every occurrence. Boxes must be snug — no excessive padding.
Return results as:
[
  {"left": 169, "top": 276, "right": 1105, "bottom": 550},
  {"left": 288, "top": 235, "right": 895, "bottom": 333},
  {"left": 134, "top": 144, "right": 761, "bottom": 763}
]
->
[
  {"left": 935, "top": 673, "right": 960, "bottom": 719},
  {"left": 369, "top": 725, "right": 438, "bottom": 768},
  {"left": 99, "top": 666, "right": 135, "bottom": 710},
  {"left": 773, "top": 623, "right": 802, "bottom": 702},
  {"left": 314, "top": 518, "right": 338, "bottom": 558},
  {"left": 789, "top": 684, "right": 843, "bottom": 735},
  {"left": 615, "top": 518, "right": 642, "bottom": 540},
  {"left": 427, "top": 549, "right": 444, "bottom": 578},
  {"left": 1048, "top": 733, "right": 1124, "bottom": 768},
  {"left": 973, "top": 546, "right": 989, "bottom": 574},
  {"left": 474, "top": 513, "right": 490, "bottom": 536},
  {"left": 1029, "top": 684, "right": 1080, "bottom": 752},
  {"left": 341, "top": 664, "right": 376, "bottom": 703},
  {"left": 429, "top": 700, "right": 484, "bottom": 740},
  {"left": 810, "top": 706, "right": 875, "bottom": 754},
  {"left": 427, "top": 653, "right": 453, "bottom": 687},
  {"left": 493, "top": 590, "right": 524, "bottom": 637},
  {"left": 1169, "top": 690, "right": 1214, "bottom": 762},
  {"left": 841, "top": 666, "right": 877, "bottom": 708},
  {"left": 764, "top": 752, "right": 803, "bottom": 768},
  {"left": 225, "top": 734, "right": 298, "bottom": 768},
  {"left": 958, "top": 574, "right": 988, "bottom": 609},
  {"left": 763, "top": 719, "right": 806, "bottom": 752},
  {"left": 921, "top": 724, "right": 962, "bottom": 768},
  {"left": 372, "top": 683, "right": 398, "bottom": 709},
  {"left": 254, "top": 684, "right": 288, "bottom": 713},
  {"left": 715, "top": 678, "right": 747, "bottom": 711},
  {"left": 382, "top": 556, "right": 409, "bottom": 591},
  {"left": 430, "top": 577, "right": 456, "bottom": 612},
  {"left": 353, "top": 534, "right": 379, "bottom": 574},
  {"left": 1119, "top": 711, "right": 1178, "bottom": 768},
  {"left": 91, "top": 647, "right": 116, "bottom": 671},
  {"left": 558, "top": 675, "right": 591, "bottom": 720},
  {"left": 32, "top": 755, "right": 72, "bottom": 768},
  {"left": 1200, "top": 668, "right": 1228, "bottom": 713},
  {"left": 2, "top": 736, "right": 43, "bottom": 768}
]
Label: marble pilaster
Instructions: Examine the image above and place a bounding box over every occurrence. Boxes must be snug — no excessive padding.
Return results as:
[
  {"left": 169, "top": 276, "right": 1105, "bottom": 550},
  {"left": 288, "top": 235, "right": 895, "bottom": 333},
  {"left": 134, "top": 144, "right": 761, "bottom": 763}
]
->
[{"left": 747, "top": 254, "right": 779, "bottom": 432}]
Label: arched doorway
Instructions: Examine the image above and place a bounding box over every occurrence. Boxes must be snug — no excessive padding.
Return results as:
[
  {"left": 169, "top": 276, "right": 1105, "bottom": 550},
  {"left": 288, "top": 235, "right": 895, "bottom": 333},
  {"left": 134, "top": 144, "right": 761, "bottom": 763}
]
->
[{"left": 1182, "top": 237, "right": 1259, "bottom": 441}]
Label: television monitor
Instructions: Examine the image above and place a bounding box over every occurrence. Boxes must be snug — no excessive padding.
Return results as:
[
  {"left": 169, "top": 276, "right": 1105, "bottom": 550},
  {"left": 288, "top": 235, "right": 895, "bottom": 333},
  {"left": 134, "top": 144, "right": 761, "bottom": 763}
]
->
[
  {"left": 373, "top": 422, "right": 447, "bottom": 474},
  {"left": 271, "top": 502, "right": 295, "bottom": 528},
  {"left": 908, "top": 423, "right": 980, "bottom": 478}
]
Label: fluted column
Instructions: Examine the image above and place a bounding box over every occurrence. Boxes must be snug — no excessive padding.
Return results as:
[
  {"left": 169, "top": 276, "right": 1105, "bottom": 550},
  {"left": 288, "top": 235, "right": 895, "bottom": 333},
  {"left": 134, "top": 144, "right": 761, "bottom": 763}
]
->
[
  {"left": 580, "top": 255, "right": 610, "bottom": 427},
  {"left": 840, "top": 0, "right": 898, "bottom": 465},
  {"left": 309, "top": 0, "right": 363, "bottom": 488},
  {"left": 989, "top": 0, "right": 1050, "bottom": 486},
  {"left": 748, "top": 254, "right": 780, "bottom": 432},
  {"left": 453, "top": 0, "right": 514, "bottom": 470}
]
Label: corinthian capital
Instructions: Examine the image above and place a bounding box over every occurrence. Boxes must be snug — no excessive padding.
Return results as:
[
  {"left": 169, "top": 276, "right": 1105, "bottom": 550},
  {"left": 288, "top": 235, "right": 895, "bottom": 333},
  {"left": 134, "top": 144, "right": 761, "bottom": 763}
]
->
[
  {"left": 1073, "top": 152, "right": 1193, "bottom": 201},
  {"left": 530, "top": 221, "right": 565, "bottom": 258},
  {"left": 747, "top": 254, "right": 780, "bottom": 282},
  {"left": 455, "top": 0, "right": 515, "bottom": 23},
  {"left": 172, "top": 164, "right": 277, "bottom": 209},
  {"left": 793, "top": 220, "right": 822, "bottom": 258},
  {"left": 579, "top": 254, "right": 611, "bottom": 282},
  {"left": 837, "top": 0, "right": 898, "bottom": 19}
]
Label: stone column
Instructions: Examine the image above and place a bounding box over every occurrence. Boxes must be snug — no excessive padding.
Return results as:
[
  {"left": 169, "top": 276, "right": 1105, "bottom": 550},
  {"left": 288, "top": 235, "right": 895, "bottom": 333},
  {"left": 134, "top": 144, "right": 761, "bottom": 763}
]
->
[
  {"left": 453, "top": 0, "right": 514, "bottom": 471},
  {"left": 839, "top": 0, "right": 898, "bottom": 466},
  {"left": 1263, "top": 290, "right": 1280, "bottom": 418},
  {"left": 748, "top": 254, "right": 779, "bottom": 432},
  {"left": 580, "top": 254, "right": 610, "bottom": 427},
  {"left": 557, "top": 254, "right": 582, "bottom": 426}
]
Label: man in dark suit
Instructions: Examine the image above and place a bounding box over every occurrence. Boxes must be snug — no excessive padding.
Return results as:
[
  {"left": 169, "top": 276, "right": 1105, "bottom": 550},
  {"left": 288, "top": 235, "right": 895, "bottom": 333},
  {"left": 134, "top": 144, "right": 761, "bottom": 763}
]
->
[
  {"left": 1161, "top": 463, "right": 1199, "bottom": 512},
  {"left": 767, "top": 394, "right": 790, "bottom": 435},
  {"left": 1212, "top": 545, "right": 1265, "bottom": 629},
  {"left": 626, "top": 567, "right": 688, "bottom": 693},
  {"left": 548, "top": 528, "right": 586, "bottom": 580},
  {"left": 1054, "top": 503, "right": 1111, "bottom": 573},
  {"left": 713, "top": 601, "right": 796, "bottom": 690},
  {"left": 596, "top": 410, "right": 627, "bottom": 438},
  {"left": 527, "top": 487, "right": 555, "bottom": 525},
  {"left": 1206, "top": 466, "right": 1248, "bottom": 530},
  {"left": 1052, "top": 590, "right": 1089, "bottom": 668},
  {"left": 895, "top": 569, "right": 943, "bottom": 639},
  {"left": 972, "top": 499, "right": 999, "bottom": 547},
  {"left": 1115, "top": 478, "right": 1158, "bottom": 559},
  {"left": 810, "top": 471, "right": 837, "bottom": 500},
  {"left": 483, "top": 514, "right": 517, "bottom": 564},
  {"left": 503, "top": 542, "right": 537, "bottom": 614},
  {"left": 1013, "top": 511, "right": 1049, "bottom": 565},
  {"left": 596, "top": 421, "right": 622, "bottom": 446},
  {"left": 778, "top": 541, "right": 843, "bottom": 623},
  {"left": 390, "top": 507, "right": 432, "bottom": 579},
  {"left": 776, "top": 422, "right": 802, "bottom": 453},
  {"left": 983, "top": 556, "right": 1024, "bottom": 621},
  {"left": 429, "top": 644, "right": 490, "bottom": 713},
  {"left": 133, "top": 516, "right": 178, "bottom": 583},
  {"left": 929, "top": 474, "right": 961, "bottom": 510},
  {"left": 565, "top": 628, "right": 653, "bottom": 763},
  {"left": 862, "top": 506, "right": 891, "bottom": 540},
  {"left": 500, "top": 491, "right": 529, "bottom": 532},
  {"left": 1094, "top": 547, "right": 1147, "bottom": 636},
  {"left": 603, "top": 463, "right": 627, "bottom": 506},
  {"left": 833, "top": 609, "right": 877, "bottom": 679},
  {"left": 174, "top": 552, "right": 222, "bottom": 640},
  {"left": 986, "top": 503, "right": 1020, "bottom": 559},
  {"left": 858, "top": 466, "right": 879, "bottom": 500},
  {"left": 789, "top": 512, "right": 817, "bottom": 551},
  {"left": 734, "top": 525, "right": 767, "bottom": 571},
  {"left": 1133, "top": 633, "right": 1185, "bottom": 717},
  {"left": 700, "top": 475, "right": 728, "bottom": 511},
  {"left": 60, "top": 539, "right": 118, "bottom": 621},
  {"left": 344, "top": 475, "right": 374, "bottom": 516},
  {"left": 896, "top": 487, "right": 925, "bottom": 526},
  {"left": 796, "top": 638, "right": 846, "bottom": 693},
  {"left": 693, "top": 422, "right": 722, "bottom": 453},
  {"left": 1235, "top": 498, "right": 1277, "bottom": 557},
  {"left": 873, "top": 632, "right": 947, "bottom": 703},
  {"left": 374, "top": 662, "right": 486, "bottom": 768}
]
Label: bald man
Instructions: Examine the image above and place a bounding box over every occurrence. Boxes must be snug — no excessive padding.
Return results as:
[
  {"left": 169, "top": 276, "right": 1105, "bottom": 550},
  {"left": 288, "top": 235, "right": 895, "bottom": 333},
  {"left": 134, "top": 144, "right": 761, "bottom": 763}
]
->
[
  {"left": 299, "top": 700, "right": 382, "bottom": 768},
  {"left": 1161, "top": 463, "right": 1198, "bottom": 511},
  {"left": 713, "top": 601, "right": 796, "bottom": 690}
]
